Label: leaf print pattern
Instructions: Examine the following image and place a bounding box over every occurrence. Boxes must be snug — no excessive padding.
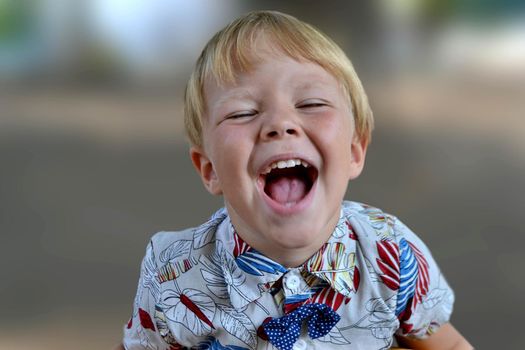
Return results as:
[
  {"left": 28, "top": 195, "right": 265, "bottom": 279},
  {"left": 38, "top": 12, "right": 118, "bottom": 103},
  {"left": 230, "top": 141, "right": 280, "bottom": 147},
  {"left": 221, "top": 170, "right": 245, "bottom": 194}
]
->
[
  {"left": 376, "top": 237, "right": 432, "bottom": 321},
  {"left": 364, "top": 256, "right": 381, "bottom": 283},
  {"left": 305, "top": 242, "right": 358, "bottom": 295},
  {"left": 160, "top": 239, "right": 193, "bottom": 262},
  {"left": 308, "top": 286, "right": 351, "bottom": 312},
  {"left": 332, "top": 219, "right": 348, "bottom": 238},
  {"left": 376, "top": 240, "right": 400, "bottom": 290},
  {"left": 133, "top": 242, "right": 161, "bottom": 321},
  {"left": 218, "top": 304, "right": 257, "bottom": 349},
  {"left": 222, "top": 252, "right": 249, "bottom": 290},
  {"left": 162, "top": 288, "right": 216, "bottom": 336},
  {"left": 397, "top": 238, "right": 430, "bottom": 316},
  {"left": 193, "top": 209, "right": 227, "bottom": 249},
  {"left": 361, "top": 207, "right": 389, "bottom": 230},
  {"left": 125, "top": 202, "right": 454, "bottom": 349},
  {"left": 196, "top": 336, "right": 249, "bottom": 350},
  {"left": 347, "top": 221, "right": 358, "bottom": 240},
  {"left": 407, "top": 240, "right": 430, "bottom": 305},
  {"left": 306, "top": 243, "right": 355, "bottom": 272},
  {"left": 157, "top": 257, "right": 198, "bottom": 283},
  {"left": 138, "top": 327, "right": 157, "bottom": 350},
  {"left": 353, "top": 266, "right": 361, "bottom": 291},
  {"left": 233, "top": 231, "right": 250, "bottom": 257},
  {"left": 316, "top": 325, "right": 351, "bottom": 345},
  {"left": 200, "top": 249, "right": 265, "bottom": 312},
  {"left": 200, "top": 255, "right": 230, "bottom": 300},
  {"left": 340, "top": 297, "right": 398, "bottom": 350},
  {"left": 232, "top": 229, "right": 288, "bottom": 277},
  {"left": 422, "top": 287, "right": 448, "bottom": 310},
  {"left": 235, "top": 249, "right": 287, "bottom": 276},
  {"left": 284, "top": 287, "right": 321, "bottom": 313},
  {"left": 140, "top": 243, "right": 161, "bottom": 298},
  {"left": 139, "top": 308, "right": 156, "bottom": 331},
  {"left": 154, "top": 306, "right": 178, "bottom": 345}
]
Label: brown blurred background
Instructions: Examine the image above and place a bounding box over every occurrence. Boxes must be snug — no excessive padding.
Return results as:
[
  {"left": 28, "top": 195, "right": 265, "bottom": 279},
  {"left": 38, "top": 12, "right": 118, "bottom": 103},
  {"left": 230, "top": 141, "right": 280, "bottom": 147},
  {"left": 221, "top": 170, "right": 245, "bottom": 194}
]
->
[{"left": 1, "top": 0, "right": 524, "bottom": 348}]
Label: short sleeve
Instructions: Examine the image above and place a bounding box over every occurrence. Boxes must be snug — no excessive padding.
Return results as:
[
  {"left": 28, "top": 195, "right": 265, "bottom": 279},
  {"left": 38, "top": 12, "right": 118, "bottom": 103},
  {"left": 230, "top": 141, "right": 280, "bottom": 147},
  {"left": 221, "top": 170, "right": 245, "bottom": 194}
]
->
[
  {"left": 123, "top": 239, "right": 171, "bottom": 350},
  {"left": 391, "top": 218, "right": 455, "bottom": 339}
]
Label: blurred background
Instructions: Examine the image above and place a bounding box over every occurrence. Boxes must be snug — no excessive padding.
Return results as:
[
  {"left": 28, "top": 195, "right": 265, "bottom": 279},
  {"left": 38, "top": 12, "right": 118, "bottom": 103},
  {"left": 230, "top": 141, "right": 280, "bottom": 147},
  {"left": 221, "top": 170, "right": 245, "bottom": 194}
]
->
[{"left": 1, "top": 0, "right": 524, "bottom": 348}]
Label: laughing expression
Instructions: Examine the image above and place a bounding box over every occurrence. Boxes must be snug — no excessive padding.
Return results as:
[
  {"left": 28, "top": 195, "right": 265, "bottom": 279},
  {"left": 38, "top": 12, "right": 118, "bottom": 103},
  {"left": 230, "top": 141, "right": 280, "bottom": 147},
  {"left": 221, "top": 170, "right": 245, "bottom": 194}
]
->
[{"left": 191, "top": 45, "right": 367, "bottom": 267}]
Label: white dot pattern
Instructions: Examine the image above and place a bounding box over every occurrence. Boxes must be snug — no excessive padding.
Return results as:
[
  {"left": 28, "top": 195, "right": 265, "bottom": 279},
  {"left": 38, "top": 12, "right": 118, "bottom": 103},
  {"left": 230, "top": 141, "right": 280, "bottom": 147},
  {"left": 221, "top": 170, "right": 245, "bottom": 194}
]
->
[{"left": 263, "top": 303, "right": 340, "bottom": 350}]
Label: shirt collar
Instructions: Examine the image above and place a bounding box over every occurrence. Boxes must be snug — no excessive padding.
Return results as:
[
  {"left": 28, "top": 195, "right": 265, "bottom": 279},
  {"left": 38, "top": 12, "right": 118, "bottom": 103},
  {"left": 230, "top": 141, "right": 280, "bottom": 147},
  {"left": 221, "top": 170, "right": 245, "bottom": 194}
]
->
[{"left": 211, "top": 205, "right": 359, "bottom": 310}]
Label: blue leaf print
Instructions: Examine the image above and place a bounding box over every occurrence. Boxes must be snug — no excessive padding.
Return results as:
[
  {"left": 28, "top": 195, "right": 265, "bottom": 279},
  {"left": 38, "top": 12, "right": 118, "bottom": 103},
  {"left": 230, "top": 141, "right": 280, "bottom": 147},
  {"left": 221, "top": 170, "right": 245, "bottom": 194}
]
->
[
  {"left": 285, "top": 292, "right": 313, "bottom": 305},
  {"left": 235, "top": 249, "right": 287, "bottom": 276},
  {"left": 196, "top": 336, "right": 249, "bottom": 350},
  {"left": 396, "top": 238, "right": 417, "bottom": 315}
]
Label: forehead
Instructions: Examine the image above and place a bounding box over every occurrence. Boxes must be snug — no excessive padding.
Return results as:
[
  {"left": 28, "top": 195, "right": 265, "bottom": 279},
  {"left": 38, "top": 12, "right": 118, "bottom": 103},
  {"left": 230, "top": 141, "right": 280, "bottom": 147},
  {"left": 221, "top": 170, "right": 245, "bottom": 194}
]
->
[
  {"left": 207, "top": 35, "right": 339, "bottom": 87},
  {"left": 206, "top": 31, "right": 338, "bottom": 87},
  {"left": 204, "top": 53, "right": 341, "bottom": 106}
]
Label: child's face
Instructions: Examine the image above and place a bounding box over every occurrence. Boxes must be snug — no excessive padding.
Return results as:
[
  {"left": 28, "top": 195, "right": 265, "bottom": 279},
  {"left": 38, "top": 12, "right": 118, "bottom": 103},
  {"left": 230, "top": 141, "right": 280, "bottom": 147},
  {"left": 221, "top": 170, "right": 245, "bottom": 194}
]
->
[{"left": 191, "top": 43, "right": 367, "bottom": 264}]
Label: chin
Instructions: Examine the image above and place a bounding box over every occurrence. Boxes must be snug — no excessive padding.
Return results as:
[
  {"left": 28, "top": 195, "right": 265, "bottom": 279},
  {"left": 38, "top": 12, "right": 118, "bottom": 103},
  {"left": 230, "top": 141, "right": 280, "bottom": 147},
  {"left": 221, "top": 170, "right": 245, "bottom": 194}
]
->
[{"left": 268, "top": 221, "right": 326, "bottom": 248}]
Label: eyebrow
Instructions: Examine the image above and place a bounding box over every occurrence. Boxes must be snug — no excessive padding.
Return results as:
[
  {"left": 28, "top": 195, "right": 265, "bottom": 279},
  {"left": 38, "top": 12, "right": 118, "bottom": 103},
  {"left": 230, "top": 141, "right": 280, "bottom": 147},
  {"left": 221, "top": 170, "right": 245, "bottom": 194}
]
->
[
  {"left": 294, "top": 78, "right": 338, "bottom": 92},
  {"left": 213, "top": 90, "right": 256, "bottom": 108},
  {"left": 210, "top": 73, "right": 338, "bottom": 110}
]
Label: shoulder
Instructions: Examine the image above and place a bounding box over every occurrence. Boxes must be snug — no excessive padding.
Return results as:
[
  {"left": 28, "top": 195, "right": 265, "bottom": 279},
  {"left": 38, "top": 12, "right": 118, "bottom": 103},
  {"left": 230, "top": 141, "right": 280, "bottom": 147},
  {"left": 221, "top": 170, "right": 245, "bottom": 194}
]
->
[
  {"left": 341, "top": 201, "right": 399, "bottom": 242},
  {"left": 342, "top": 201, "right": 455, "bottom": 336},
  {"left": 341, "top": 201, "right": 434, "bottom": 261},
  {"left": 147, "top": 207, "right": 230, "bottom": 267},
  {"left": 150, "top": 228, "right": 195, "bottom": 248}
]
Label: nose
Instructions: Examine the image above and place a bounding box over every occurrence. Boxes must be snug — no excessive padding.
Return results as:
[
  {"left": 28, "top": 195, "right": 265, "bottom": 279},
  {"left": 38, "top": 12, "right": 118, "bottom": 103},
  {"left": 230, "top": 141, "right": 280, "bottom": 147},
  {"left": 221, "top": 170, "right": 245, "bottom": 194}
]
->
[{"left": 260, "top": 110, "right": 300, "bottom": 141}]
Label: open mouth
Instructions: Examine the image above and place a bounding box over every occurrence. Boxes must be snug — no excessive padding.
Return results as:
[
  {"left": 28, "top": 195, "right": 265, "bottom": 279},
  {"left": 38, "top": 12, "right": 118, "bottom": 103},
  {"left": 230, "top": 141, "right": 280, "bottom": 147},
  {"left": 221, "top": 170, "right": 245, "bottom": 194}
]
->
[{"left": 259, "top": 158, "right": 318, "bottom": 207}]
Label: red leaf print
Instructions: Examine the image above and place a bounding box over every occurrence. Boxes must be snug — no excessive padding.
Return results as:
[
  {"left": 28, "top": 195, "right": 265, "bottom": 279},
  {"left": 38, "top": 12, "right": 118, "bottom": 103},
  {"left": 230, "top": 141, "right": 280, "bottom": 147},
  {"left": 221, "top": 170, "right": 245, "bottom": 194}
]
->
[
  {"left": 407, "top": 241, "right": 430, "bottom": 305},
  {"left": 346, "top": 221, "right": 358, "bottom": 240},
  {"left": 353, "top": 266, "right": 360, "bottom": 291},
  {"left": 139, "top": 308, "right": 155, "bottom": 331},
  {"left": 284, "top": 301, "right": 304, "bottom": 314},
  {"left": 233, "top": 230, "right": 251, "bottom": 257},
  {"left": 126, "top": 317, "right": 132, "bottom": 329},
  {"left": 376, "top": 240, "right": 400, "bottom": 290},
  {"left": 180, "top": 293, "right": 215, "bottom": 329},
  {"left": 309, "top": 287, "right": 350, "bottom": 312},
  {"left": 400, "top": 322, "right": 414, "bottom": 334},
  {"left": 162, "top": 288, "right": 216, "bottom": 336},
  {"left": 398, "top": 299, "right": 414, "bottom": 323}
]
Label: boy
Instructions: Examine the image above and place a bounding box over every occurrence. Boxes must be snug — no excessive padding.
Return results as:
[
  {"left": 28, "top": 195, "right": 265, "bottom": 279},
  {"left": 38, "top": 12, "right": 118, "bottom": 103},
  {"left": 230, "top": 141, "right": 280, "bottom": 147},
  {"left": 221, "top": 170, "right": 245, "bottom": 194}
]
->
[{"left": 121, "top": 10, "right": 471, "bottom": 350}]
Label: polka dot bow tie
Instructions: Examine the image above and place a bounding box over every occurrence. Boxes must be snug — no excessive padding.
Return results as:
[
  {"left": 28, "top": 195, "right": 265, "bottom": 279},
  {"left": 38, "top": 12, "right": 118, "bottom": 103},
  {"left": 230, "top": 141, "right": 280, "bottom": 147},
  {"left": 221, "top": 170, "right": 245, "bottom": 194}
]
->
[{"left": 263, "top": 303, "right": 341, "bottom": 350}]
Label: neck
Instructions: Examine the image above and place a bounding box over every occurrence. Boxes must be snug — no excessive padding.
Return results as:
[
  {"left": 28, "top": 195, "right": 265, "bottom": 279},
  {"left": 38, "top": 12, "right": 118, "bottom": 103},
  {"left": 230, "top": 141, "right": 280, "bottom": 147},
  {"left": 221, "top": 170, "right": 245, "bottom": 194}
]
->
[{"left": 226, "top": 204, "right": 341, "bottom": 268}]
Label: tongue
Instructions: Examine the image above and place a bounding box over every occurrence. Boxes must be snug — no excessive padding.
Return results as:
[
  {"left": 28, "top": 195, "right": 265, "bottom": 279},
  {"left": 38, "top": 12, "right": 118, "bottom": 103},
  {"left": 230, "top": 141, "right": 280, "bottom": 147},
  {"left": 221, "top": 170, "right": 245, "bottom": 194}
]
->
[{"left": 267, "top": 175, "right": 307, "bottom": 204}]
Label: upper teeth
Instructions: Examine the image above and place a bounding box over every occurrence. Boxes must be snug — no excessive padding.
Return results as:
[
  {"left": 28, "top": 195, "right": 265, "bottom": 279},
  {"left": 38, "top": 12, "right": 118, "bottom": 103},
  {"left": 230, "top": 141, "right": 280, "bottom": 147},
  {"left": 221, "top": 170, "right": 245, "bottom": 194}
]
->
[{"left": 262, "top": 158, "right": 310, "bottom": 174}]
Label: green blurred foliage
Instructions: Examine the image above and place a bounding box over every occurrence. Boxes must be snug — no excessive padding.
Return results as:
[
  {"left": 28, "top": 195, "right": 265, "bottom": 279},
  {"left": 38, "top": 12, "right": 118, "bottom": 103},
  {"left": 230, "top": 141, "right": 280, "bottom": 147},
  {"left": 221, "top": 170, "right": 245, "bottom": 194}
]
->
[
  {"left": 0, "top": 0, "right": 35, "bottom": 42},
  {"left": 422, "top": 0, "right": 525, "bottom": 22}
]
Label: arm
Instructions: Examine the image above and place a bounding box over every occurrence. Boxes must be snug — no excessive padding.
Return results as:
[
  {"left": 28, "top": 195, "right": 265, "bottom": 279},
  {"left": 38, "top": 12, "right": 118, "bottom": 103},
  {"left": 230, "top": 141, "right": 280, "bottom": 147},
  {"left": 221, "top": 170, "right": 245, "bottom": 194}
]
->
[{"left": 395, "top": 323, "right": 472, "bottom": 350}]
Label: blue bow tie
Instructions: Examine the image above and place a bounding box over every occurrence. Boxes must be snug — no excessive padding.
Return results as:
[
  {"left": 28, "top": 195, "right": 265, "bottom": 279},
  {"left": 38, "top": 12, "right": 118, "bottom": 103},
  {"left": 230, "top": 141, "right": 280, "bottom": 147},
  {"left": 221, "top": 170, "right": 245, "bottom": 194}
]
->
[{"left": 263, "top": 303, "right": 340, "bottom": 350}]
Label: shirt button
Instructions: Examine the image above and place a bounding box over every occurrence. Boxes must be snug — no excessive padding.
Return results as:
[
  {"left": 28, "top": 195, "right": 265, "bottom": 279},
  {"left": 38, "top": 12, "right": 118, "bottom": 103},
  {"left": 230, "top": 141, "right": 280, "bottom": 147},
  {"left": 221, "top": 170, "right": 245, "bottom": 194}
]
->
[
  {"left": 285, "top": 275, "right": 300, "bottom": 289},
  {"left": 293, "top": 339, "right": 307, "bottom": 350}
]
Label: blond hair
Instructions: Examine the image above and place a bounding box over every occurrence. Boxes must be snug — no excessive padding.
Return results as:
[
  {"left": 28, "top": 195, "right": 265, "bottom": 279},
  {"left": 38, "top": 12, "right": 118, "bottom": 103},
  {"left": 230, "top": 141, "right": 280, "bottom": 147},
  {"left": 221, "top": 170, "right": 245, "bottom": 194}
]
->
[{"left": 184, "top": 10, "right": 373, "bottom": 148}]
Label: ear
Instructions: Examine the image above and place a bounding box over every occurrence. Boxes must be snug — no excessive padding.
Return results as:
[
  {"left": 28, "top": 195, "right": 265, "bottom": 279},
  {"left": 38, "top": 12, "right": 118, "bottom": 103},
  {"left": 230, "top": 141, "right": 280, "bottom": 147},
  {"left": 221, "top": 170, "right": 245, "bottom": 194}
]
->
[
  {"left": 348, "top": 136, "right": 368, "bottom": 180},
  {"left": 190, "top": 147, "right": 223, "bottom": 195}
]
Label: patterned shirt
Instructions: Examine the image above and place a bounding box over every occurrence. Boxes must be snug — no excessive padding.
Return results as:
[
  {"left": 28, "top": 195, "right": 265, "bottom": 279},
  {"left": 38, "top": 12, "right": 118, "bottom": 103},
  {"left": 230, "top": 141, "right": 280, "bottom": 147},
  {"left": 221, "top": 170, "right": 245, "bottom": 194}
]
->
[{"left": 123, "top": 201, "right": 454, "bottom": 350}]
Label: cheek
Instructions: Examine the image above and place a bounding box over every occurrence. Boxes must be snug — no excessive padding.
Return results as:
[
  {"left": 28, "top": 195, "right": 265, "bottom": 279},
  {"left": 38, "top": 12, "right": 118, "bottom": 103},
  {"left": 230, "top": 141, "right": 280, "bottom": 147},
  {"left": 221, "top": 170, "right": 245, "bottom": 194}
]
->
[
  {"left": 209, "top": 128, "right": 252, "bottom": 172},
  {"left": 214, "top": 128, "right": 250, "bottom": 157},
  {"left": 311, "top": 113, "right": 354, "bottom": 148}
]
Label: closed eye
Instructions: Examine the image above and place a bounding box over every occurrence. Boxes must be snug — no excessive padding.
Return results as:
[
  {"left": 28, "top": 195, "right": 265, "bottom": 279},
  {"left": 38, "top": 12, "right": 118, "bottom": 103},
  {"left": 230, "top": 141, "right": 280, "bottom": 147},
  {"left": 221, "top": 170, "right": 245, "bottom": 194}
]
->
[
  {"left": 225, "top": 110, "right": 257, "bottom": 120},
  {"left": 299, "top": 103, "right": 325, "bottom": 108},
  {"left": 296, "top": 99, "right": 329, "bottom": 109}
]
